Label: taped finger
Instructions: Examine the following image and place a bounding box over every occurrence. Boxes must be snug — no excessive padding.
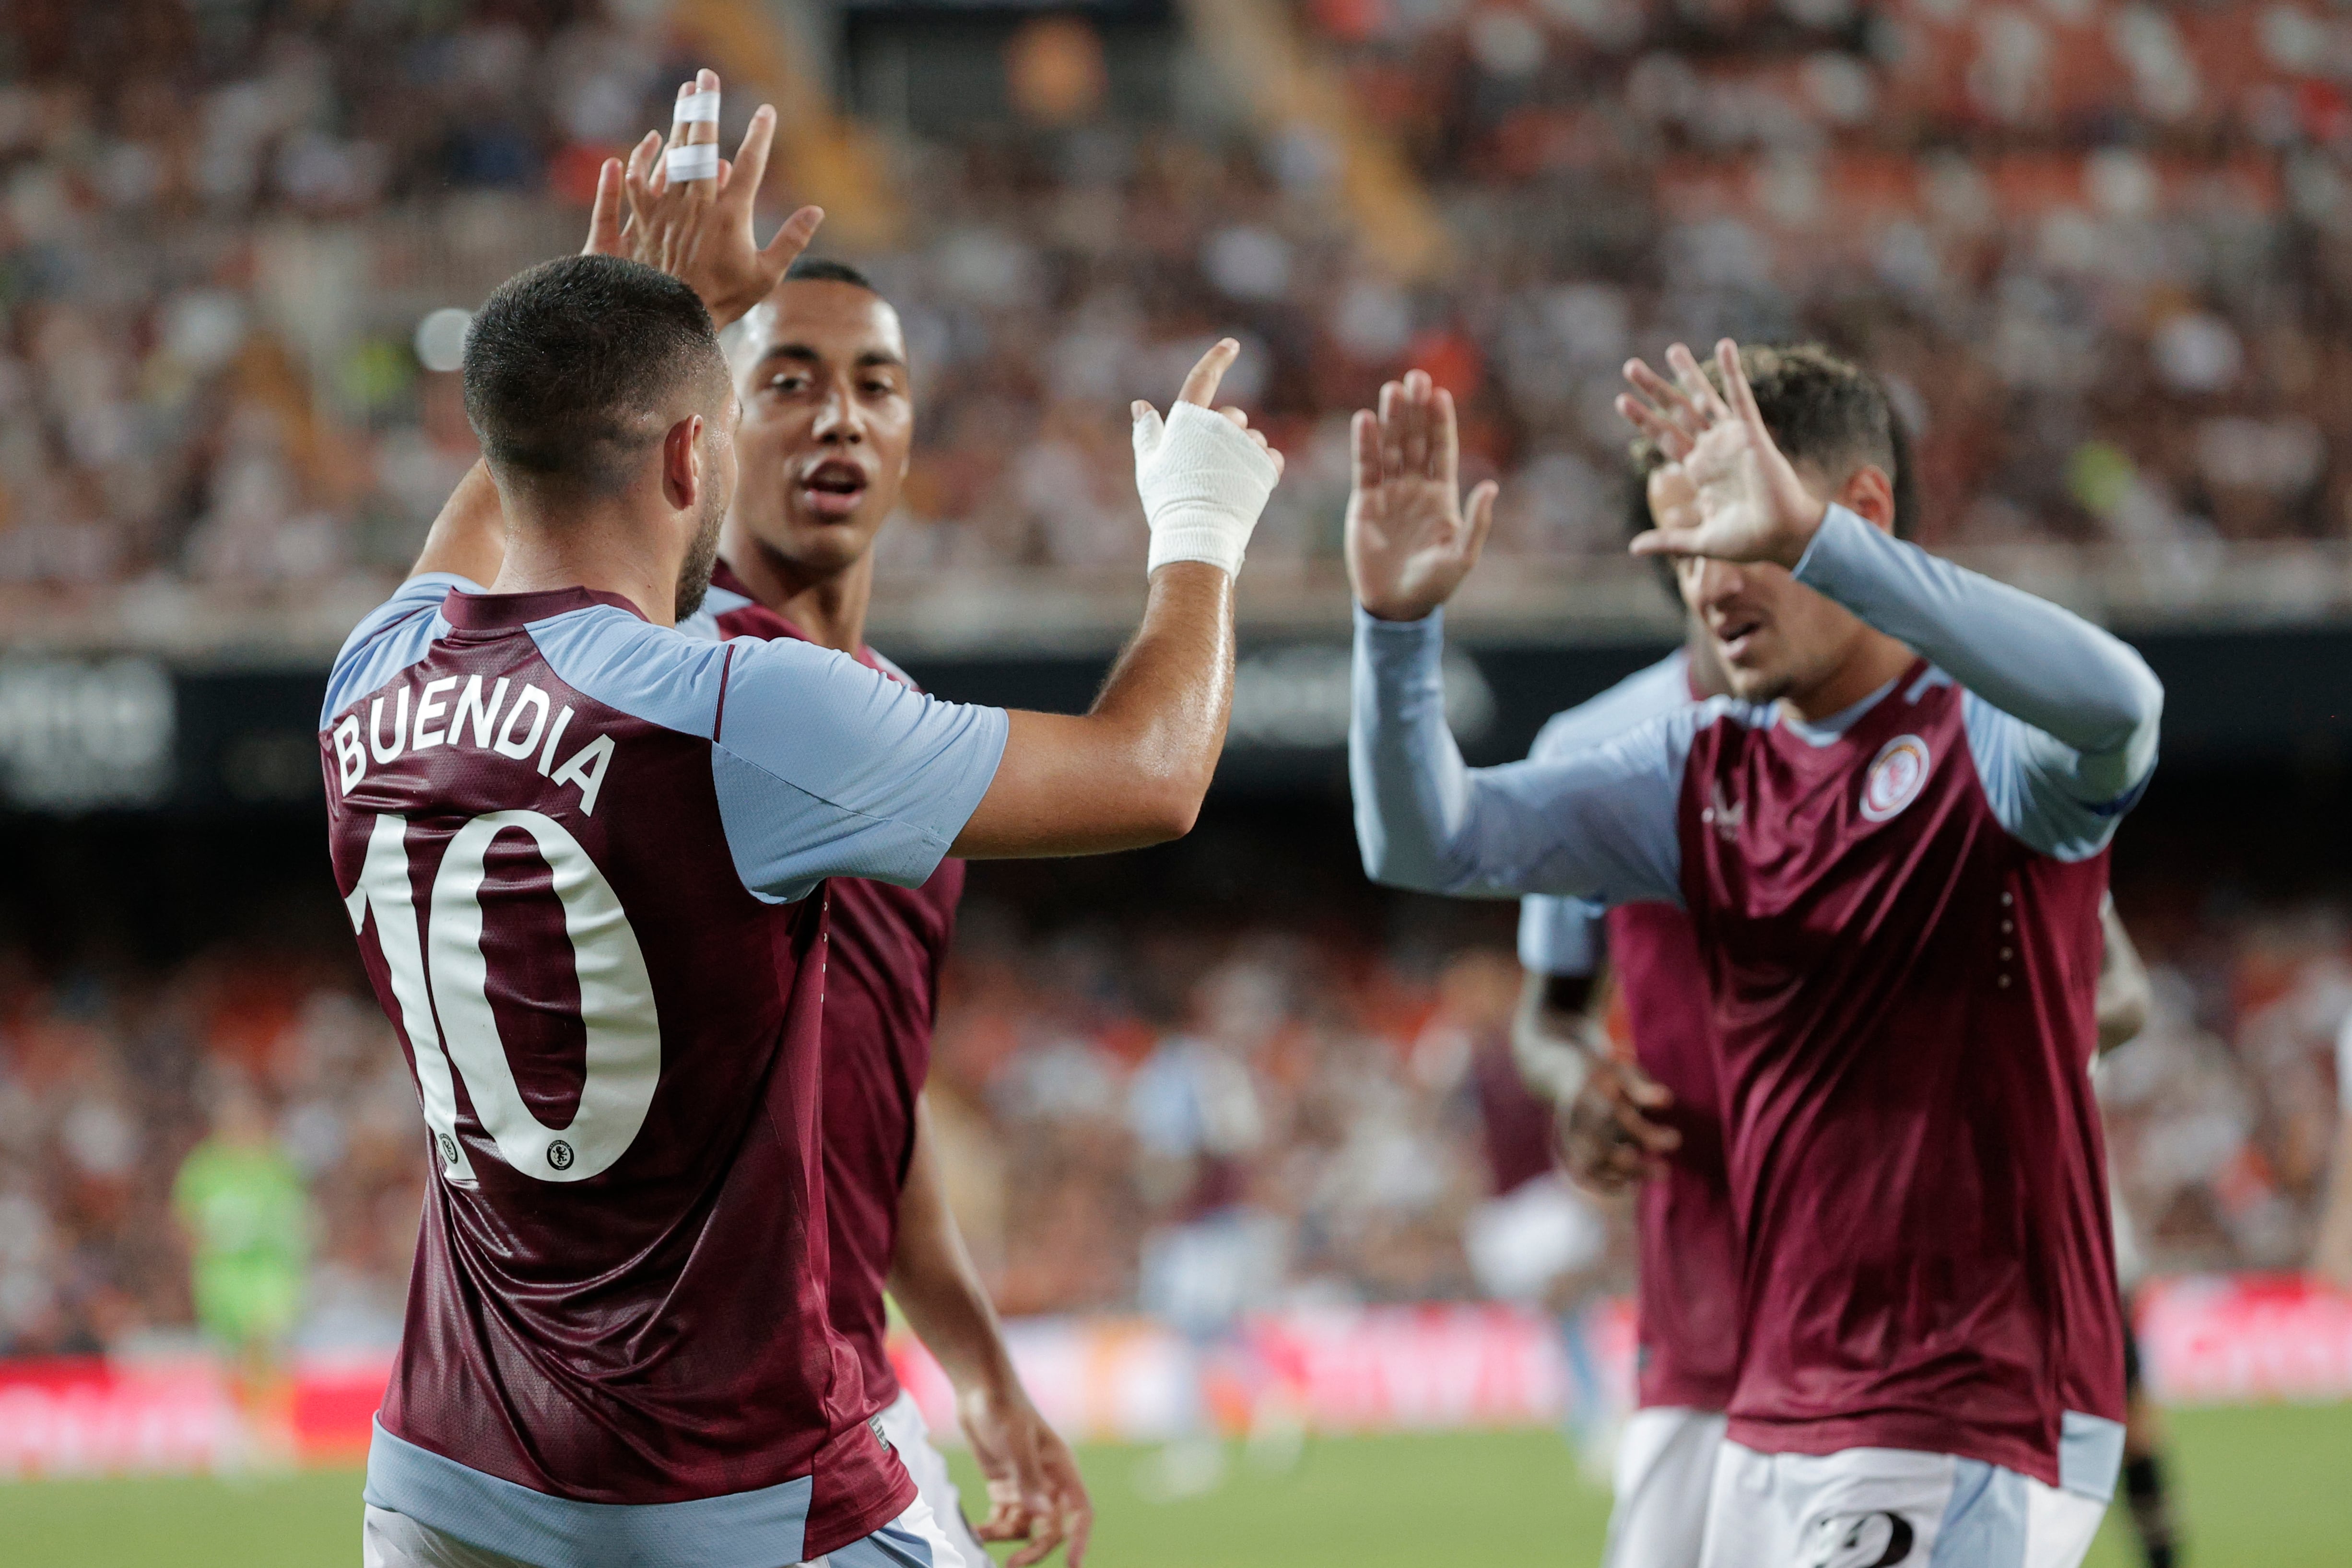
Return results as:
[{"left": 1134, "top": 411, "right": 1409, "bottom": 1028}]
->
[{"left": 667, "top": 141, "right": 721, "bottom": 182}]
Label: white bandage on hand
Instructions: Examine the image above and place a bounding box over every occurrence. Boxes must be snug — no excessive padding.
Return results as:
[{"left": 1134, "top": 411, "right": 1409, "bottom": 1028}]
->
[
  {"left": 666, "top": 142, "right": 720, "bottom": 181},
  {"left": 1132, "top": 400, "right": 1281, "bottom": 579}
]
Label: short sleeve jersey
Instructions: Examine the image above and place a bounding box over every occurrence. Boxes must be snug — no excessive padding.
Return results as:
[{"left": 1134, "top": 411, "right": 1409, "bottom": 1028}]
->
[
  {"left": 1518, "top": 650, "right": 1741, "bottom": 1413},
  {"left": 691, "top": 562, "right": 965, "bottom": 1416},
  {"left": 318, "top": 575, "right": 1005, "bottom": 1567}
]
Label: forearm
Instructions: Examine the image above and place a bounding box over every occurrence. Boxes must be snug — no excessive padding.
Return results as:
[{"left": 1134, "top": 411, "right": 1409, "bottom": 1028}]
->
[
  {"left": 409, "top": 459, "right": 505, "bottom": 584},
  {"left": 1511, "top": 970, "right": 1599, "bottom": 1105},
  {"left": 953, "top": 562, "right": 1232, "bottom": 857},
  {"left": 1350, "top": 607, "right": 1484, "bottom": 892},
  {"left": 1794, "top": 506, "right": 2161, "bottom": 773},
  {"left": 890, "top": 1106, "right": 1023, "bottom": 1398},
  {"left": 2096, "top": 902, "right": 2152, "bottom": 1054},
  {"left": 1349, "top": 609, "right": 1680, "bottom": 901}
]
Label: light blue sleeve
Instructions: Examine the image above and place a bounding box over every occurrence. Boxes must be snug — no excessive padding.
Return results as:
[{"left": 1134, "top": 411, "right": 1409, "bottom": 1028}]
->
[
  {"left": 1792, "top": 506, "right": 2163, "bottom": 860},
  {"left": 527, "top": 608, "right": 1008, "bottom": 903},
  {"left": 707, "top": 632, "right": 1009, "bottom": 902},
  {"left": 1518, "top": 896, "right": 1601, "bottom": 976},
  {"left": 320, "top": 572, "right": 481, "bottom": 727},
  {"left": 1350, "top": 606, "right": 1691, "bottom": 905},
  {"left": 1511, "top": 650, "right": 1691, "bottom": 972}
]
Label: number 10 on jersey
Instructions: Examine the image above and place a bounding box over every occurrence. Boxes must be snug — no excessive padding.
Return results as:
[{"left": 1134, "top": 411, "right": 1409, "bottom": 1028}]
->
[{"left": 344, "top": 811, "right": 662, "bottom": 1184}]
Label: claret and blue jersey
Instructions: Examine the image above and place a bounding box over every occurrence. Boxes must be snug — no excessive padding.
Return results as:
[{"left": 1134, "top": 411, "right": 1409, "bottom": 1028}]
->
[
  {"left": 1517, "top": 648, "right": 1743, "bottom": 1418},
  {"left": 317, "top": 572, "right": 1006, "bottom": 1568},
  {"left": 1354, "top": 505, "right": 2163, "bottom": 1498}
]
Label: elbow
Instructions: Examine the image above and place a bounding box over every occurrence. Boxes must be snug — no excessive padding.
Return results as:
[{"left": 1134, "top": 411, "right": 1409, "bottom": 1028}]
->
[
  {"left": 1131, "top": 772, "right": 1207, "bottom": 846},
  {"left": 1357, "top": 838, "right": 1450, "bottom": 895},
  {"left": 2077, "top": 655, "right": 2165, "bottom": 765},
  {"left": 1146, "top": 788, "right": 1203, "bottom": 844}
]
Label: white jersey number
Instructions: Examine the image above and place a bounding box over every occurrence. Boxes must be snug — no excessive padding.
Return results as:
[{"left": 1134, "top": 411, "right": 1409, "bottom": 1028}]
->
[{"left": 345, "top": 811, "right": 660, "bottom": 1184}]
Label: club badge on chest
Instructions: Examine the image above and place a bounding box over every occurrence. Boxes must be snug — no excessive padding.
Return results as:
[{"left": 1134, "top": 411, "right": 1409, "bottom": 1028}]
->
[{"left": 1861, "top": 734, "right": 1931, "bottom": 823}]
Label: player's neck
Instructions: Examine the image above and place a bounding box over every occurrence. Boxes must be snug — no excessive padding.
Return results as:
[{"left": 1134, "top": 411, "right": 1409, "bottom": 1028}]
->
[
  {"left": 1780, "top": 628, "right": 1914, "bottom": 725},
  {"left": 720, "top": 524, "right": 875, "bottom": 655},
  {"left": 492, "top": 509, "right": 681, "bottom": 628}
]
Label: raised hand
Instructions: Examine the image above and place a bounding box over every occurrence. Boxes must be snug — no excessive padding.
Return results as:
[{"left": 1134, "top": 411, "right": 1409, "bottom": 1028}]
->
[
  {"left": 962, "top": 1384, "right": 1094, "bottom": 1568},
  {"left": 1345, "top": 369, "right": 1498, "bottom": 622},
  {"left": 1616, "top": 339, "right": 1827, "bottom": 569},
  {"left": 1131, "top": 339, "right": 1284, "bottom": 579},
  {"left": 582, "top": 69, "right": 823, "bottom": 329}
]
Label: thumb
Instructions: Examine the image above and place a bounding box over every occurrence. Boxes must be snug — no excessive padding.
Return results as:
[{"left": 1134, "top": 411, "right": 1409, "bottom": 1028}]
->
[
  {"left": 583, "top": 158, "right": 624, "bottom": 256},
  {"left": 1131, "top": 401, "right": 1164, "bottom": 459},
  {"left": 759, "top": 203, "right": 824, "bottom": 274},
  {"left": 1622, "top": 1065, "right": 1674, "bottom": 1109},
  {"left": 1463, "top": 480, "right": 1500, "bottom": 557}
]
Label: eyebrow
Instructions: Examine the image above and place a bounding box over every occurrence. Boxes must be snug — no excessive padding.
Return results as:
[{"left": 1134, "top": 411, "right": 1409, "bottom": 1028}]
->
[{"left": 752, "top": 343, "right": 908, "bottom": 373}]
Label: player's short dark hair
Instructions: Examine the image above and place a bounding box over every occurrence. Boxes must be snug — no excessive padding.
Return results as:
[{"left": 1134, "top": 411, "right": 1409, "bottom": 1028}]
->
[
  {"left": 462, "top": 254, "right": 729, "bottom": 498},
  {"left": 783, "top": 257, "right": 880, "bottom": 294},
  {"left": 1630, "top": 342, "right": 1917, "bottom": 542}
]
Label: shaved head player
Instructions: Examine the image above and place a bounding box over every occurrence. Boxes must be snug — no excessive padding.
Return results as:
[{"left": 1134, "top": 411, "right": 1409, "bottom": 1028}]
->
[
  {"left": 1350, "top": 343, "right": 2161, "bottom": 1568},
  {"left": 423, "top": 75, "right": 1098, "bottom": 1563},
  {"left": 336, "top": 71, "right": 1280, "bottom": 1568}
]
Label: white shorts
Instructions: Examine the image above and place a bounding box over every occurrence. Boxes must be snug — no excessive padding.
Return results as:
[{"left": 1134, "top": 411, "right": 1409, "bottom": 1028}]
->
[
  {"left": 1605, "top": 1406, "right": 1728, "bottom": 1568},
  {"left": 875, "top": 1388, "right": 988, "bottom": 1568},
  {"left": 362, "top": 1494, "right": 965, "bottom": 1568},
  {"left": 1698, "top": 1442, "right": 2108, "bottom": 1568}
]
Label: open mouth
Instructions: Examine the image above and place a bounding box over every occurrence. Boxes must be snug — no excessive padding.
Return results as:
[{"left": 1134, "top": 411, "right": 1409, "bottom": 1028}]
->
[
  {"left": 1716, "top": 616, "right": 1764, "bottom": 661},
  {"left": 798, "top": 460, "right": 869, "bottom": 520}
]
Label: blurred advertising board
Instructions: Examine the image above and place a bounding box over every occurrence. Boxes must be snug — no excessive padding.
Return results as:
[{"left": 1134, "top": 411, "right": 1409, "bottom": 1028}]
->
[{"left": 1, "top": 1280, "right": 2346, "bottom": 1477}]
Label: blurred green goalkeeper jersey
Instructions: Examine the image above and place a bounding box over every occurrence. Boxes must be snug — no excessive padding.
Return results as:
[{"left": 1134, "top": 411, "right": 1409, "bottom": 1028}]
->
[{"left": 173, "top": 1138, "right": 310, "bottom": 1347}]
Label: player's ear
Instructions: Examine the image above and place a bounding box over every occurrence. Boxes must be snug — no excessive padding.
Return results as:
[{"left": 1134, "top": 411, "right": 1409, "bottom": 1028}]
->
[
  {"left": 1838, "top": 465, "right": 1897, "bottom": 536},
  {"left": 661, "top": 414, "right": 704, "bottom": 512}
]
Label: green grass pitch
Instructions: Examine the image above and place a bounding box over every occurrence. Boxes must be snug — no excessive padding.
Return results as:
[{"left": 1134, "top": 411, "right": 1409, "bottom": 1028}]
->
[{"left": 3, "top": 1405, "right": 2345, "bottom": 1565}]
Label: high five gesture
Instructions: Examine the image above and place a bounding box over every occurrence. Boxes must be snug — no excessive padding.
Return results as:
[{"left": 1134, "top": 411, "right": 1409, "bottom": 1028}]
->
[
  {"left": 1346, "top": 369, "right": 1498, "bottom": 621},
  {"left": 1616, "top": 338, "right": 1830, "bottom": 570},
  {"left": 582, "top": 69, "right": 823, "bottom": 328}
]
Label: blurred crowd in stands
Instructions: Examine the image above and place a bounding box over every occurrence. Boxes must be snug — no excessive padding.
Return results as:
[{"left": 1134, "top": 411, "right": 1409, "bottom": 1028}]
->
[
  {"left": 0, "top": 878, "right": 2344, "bottom": 1358},
  {"left": 0, "top": 0, "right": 2349, "bottom": 610}
]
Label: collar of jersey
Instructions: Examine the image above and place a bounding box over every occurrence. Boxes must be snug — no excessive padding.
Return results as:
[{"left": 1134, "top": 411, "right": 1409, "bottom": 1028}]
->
[
  {"left": 706, "top": 559, "right": 886, "bottom": 674},
  {"left": 439, "top": 585, "right": 648, "bottom": 630},
  {"left": 1777, "top": 672, "right": 1901, "bottom": 749}
]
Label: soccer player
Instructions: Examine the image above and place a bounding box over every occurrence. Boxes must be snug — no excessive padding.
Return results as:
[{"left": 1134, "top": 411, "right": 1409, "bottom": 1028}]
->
[
  {"left": 2092, "top": 905, "right": 2185, "bottom": 1568},
  {"left": 326, "top": 104, "right": 1281, "bottom": 1568},
  {"left": 694, "top": 260, "right": 1092, "bottom": 1567},
  {"left": 1348, "top": 341, "right": 2162, "bottom": 1566},
  {"left": 173, "top": 1073, "right": 312, "bottom": 1464},
  {"left": 417, "top": 78, "right": 1094, "bottom": 1560},
  {"left": 1513, "top": 605, "right": 1738, "bottom": 1568}
]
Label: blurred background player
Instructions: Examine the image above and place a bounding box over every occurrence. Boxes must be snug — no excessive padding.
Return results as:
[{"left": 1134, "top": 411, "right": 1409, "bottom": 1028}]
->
[
  {"left": 172, "top": 1071, "right": 312, "bottom": 1466},
  {"left": 1509, "top": 460, "right": 1739, "bottom": 1568},
  {"left": 422, "top": 76, "right": 1093, "bottom": 1564},
  {"left": 2095, "top": 903, "right": 2187, "bottom": 1568},
  {"left": 327, "top": 83, "right": 1283, "bottom": 1566},
  {"left": 2317, "top": 1009, "right": 2352, "bottom": 1291},
  {"left": 1350, "top": 340, "right": 2162, "bottom": 1566}
]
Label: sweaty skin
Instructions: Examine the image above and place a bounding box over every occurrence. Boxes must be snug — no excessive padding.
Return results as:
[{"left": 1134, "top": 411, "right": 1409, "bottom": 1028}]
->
[
  {"left": 720, "top": 280, "right": 912, "bottom": 655},
  {"left": 716, "top": 276, "right": 1093, "bottom": 1564}
]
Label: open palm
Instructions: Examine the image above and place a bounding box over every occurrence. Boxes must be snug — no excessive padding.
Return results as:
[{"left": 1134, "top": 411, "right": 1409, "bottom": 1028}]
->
[
  {"left": 1345, "top": 369, "right": 1499, "bottom": 621},
  {"left": 1617, "top": 339, "right": 1826, "bottom": 569},
  {"left": 580, "top": 69, "right": 823, "bottom": 330}
]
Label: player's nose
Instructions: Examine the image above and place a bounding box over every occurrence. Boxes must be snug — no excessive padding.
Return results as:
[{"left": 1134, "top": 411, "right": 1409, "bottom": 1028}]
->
[{"left": 811, "top": 384, "right": 866, "bottom": 443}]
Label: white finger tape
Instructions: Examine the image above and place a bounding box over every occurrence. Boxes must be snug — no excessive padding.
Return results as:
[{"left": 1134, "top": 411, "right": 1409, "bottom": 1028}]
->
[
  {"left": 674, "top": 89, "right": 721, "bottom": 124},
  {"left": 666, "top": 142, "right": 721, "bottom": 182}
]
